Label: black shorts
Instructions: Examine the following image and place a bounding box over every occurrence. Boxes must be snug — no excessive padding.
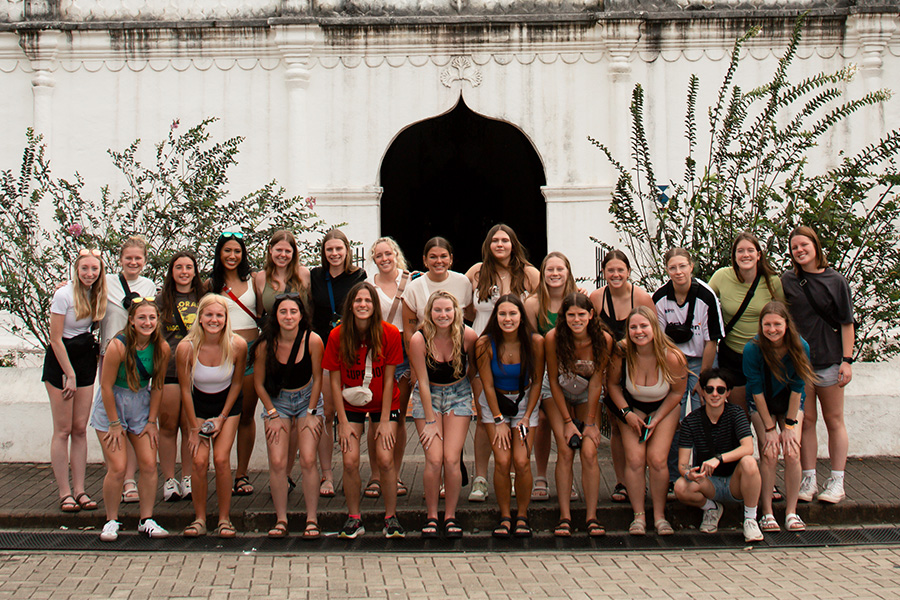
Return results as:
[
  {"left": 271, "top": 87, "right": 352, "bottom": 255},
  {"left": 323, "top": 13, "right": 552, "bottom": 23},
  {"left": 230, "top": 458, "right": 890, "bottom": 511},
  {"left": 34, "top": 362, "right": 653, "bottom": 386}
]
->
[
  {"left": 717, "top": 342, "right": 747, "bottom": 387},
  {"left": 345, "top": 409, "right": 400, "bottom": 424},
  {"left": 41, "top": 333, "right": 98, "bottom": 389},
  {"left": 192, "top": 387, "right": 242, "bottom": 420}
]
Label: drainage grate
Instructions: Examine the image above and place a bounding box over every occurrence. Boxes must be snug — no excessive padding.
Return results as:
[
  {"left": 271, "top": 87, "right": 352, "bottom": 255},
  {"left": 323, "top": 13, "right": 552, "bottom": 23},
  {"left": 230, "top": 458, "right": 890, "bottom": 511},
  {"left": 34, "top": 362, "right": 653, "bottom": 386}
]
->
[{"left": 2, "top": 527, "right": 900, "bottom": 553}]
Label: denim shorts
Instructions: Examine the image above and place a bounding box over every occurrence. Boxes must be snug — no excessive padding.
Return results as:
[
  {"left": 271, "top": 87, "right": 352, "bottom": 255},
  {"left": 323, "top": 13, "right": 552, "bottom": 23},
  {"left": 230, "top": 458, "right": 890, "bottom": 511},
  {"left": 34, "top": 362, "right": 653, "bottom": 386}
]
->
[
  {"left": 710, "top": 474, "right": 739, "bottom": 503},
  {"left": 539, "top": 372, "right": 589, "bottom": 405},
  {"left": 477, "top": 389, "right": 540, "bottom": 427},
  {"left": 90, "top": 385, "right": 151, "bottom": 435},
  {"left": 244, "top": 339, "right": 256, "bottom": 376},
  {"left": 411, "top": 378, "right": 475, "bottom": 419},
  {"left": 814, "top": 363, "right": 840, "bottom": 387},
  {"left": 395, "top": 355, "right": 411, "bottom": 382},
  {"left": 267, "top": 380, "right": 325, "bottom": 420}
]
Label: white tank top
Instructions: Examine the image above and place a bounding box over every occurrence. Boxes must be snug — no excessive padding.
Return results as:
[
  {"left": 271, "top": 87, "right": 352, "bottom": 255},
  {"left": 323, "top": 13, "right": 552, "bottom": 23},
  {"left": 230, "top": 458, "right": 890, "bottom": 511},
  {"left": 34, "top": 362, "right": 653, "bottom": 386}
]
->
[
  {"left": 472, "top": 285, "right": 500, "bottom": 336},
  {"left": 625, "top": 364, "right": 670, "bottom": 404},
  {"left": 193, "top": 359, "right": 235, "bottom": 394},
  {"left": 223, "top": 284, "right": 258, "bottom": 330}
]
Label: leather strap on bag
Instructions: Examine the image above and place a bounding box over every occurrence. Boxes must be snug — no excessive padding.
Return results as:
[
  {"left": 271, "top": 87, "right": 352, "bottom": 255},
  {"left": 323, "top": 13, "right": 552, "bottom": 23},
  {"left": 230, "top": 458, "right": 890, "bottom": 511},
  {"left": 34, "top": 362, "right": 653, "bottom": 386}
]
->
[
  {"left": 386, "top": 270, "right": 410, "bottom": 324},
  {"left": 223, "top": 286, "right": 258, "bottom": 324},
  {"left": 723, "top": 273, "right": 761, "bottom": 335}
]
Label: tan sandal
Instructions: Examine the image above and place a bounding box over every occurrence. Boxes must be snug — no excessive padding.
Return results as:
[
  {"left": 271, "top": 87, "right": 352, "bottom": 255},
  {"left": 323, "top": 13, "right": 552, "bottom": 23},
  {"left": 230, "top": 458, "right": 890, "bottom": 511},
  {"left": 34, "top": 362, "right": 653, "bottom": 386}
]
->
[
  {"left": 183, "top": 520, "right": 207, "bottom": 537},
  {"left": 655, "top": 519, "right": 674, "bottom": 536},
  {"left": 629, "top": 512, "right": 646, "bottom": 536},
  {"left": 216, "top": 521, "right": 236, "bottom": 538}
]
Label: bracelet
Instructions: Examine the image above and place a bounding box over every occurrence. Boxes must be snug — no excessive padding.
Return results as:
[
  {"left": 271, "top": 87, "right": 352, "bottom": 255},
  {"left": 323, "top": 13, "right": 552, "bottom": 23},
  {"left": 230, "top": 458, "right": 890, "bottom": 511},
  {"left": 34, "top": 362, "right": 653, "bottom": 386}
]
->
[
  {"left": 784, "top": 423, "right": 795, "bottom": 430},
  {"left": 585, "top": 423, "right": 597, "bottom": 428},
  {"left": 425, "top": 420, "right": 436, "bottom": 425},
  {"left": 266, "top": 407, "right": 278, "bottom": 417},
  {"left": 563, "top": 418, "right": 573, "bottom": 424},
  {"left": 108, "top": 419, "right": 121, "bottom": 427},
  {"left": 765, "top": 425, "right": 776, "bottom": 432},
  {"left": 218, "top": 413, "right": 227, "bottom": 420}
]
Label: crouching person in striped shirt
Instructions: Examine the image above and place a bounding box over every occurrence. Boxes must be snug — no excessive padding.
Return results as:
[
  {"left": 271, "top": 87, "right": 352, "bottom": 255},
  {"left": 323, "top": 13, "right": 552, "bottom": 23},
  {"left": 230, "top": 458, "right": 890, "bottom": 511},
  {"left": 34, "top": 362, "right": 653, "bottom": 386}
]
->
[{"left": 674, "top": 368, "right": 764, "bottom": 542}]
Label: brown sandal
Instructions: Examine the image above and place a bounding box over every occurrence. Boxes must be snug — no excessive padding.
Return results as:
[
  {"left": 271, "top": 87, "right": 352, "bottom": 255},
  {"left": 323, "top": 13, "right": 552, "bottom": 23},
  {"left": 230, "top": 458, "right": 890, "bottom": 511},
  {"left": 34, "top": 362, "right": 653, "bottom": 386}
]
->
[
  {"left": 268, "top": 521, "right": 289, "bottom": 538},
  {"left": 302, "top": 521, "right": 321, "bottom": 540},
  {"left": 216, "top": 521, "right": 237, "bottom": 538},
  {"left": 74, "top": 493, "right": 98, "bottom": 511},
  {"left": 183, "top": 520, "right": 207, "bottom": 537},
  {"left": 60, "top": 495, "right": 80, "bottom": 513}
]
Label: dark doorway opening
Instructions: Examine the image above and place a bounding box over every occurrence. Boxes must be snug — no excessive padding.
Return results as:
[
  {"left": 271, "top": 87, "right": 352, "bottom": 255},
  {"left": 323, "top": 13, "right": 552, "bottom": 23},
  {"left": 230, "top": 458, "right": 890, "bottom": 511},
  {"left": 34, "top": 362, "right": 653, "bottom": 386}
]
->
[{"left": 379, "top": 97, "right": 547, "bottom": 272}]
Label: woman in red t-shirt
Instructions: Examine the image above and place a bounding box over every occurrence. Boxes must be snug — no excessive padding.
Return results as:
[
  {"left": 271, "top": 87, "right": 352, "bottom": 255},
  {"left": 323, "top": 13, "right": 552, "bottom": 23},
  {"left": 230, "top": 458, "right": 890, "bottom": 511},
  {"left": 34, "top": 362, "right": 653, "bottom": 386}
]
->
[{"left": 322, "top": 282, "right": 404, "bottom": 539}]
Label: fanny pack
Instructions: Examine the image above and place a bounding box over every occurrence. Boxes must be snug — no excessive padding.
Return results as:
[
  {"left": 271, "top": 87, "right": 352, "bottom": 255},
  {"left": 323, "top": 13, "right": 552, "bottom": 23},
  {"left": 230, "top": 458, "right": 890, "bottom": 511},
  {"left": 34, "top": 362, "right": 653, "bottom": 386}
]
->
[
  {"left": 342, "top": 350, "right": 373, "bottom": 407},
  {"left": 558, "top": 373, "right": 590, "bottom": 396},
  {"left": 664, "top": 280, "right": 698, "bottom": 344}
]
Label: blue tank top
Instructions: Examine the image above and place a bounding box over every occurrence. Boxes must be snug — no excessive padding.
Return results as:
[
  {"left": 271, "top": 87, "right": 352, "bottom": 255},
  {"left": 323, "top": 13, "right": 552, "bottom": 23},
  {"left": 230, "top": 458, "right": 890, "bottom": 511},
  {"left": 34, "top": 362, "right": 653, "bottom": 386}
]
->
[{"left": 490, "top": 338, "right": 525, "bottom": 391}]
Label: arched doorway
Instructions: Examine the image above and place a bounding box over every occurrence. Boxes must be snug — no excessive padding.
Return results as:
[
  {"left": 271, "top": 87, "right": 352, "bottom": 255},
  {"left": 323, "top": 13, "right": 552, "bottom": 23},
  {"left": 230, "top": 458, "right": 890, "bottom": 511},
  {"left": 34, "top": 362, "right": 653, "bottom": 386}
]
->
[{"left": 379, "top": 98, "right": 547, "bottom": 272}]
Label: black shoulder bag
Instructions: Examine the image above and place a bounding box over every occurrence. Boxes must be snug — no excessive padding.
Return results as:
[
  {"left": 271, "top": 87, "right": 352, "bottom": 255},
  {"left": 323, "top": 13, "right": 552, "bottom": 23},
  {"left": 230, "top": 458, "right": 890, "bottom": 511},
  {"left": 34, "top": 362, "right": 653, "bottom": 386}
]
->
[
  {"left": 665, "top": 280, "right": 699, "bottom": 344},
  {"left": 797, "top": 274, "right": 854, "bottom": 335},
  {"left": 119, "top": 274, "right": 141, "bottom": 310}
]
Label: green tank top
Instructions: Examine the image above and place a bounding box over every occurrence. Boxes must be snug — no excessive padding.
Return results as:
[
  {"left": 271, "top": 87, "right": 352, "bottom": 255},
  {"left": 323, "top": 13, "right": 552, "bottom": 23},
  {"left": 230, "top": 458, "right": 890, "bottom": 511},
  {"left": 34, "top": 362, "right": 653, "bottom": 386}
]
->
[
  {"left": 538, "top": 310, "right": 558, "bottom": 335},
  {"left": 115, "top": 339, "right": 154, "bottom": 388},
  {"left": 262, "top": 280, "right": 300, "bottom": 315}
]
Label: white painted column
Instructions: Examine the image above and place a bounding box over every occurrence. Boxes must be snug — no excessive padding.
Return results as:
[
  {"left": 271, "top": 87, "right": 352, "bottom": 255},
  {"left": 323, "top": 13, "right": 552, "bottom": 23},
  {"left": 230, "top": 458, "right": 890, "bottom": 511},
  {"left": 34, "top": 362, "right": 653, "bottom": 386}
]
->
[
  {"left": 308, "top": 187, "right": 384, "bottom": 249},
  {"left": 850, "top": 12, "right": 897, "bottom": 144},
  {"left": 21, "top": 30, "right": 61, "bottom": 154},
  {"left": 542, "top": 185, "right": 614, "bottom": 284},
  {"left": 603, "top": 19, "right": 642, "bottom": 170},
  {"left": 274, "top": 24, "right": 322, "bottom": 196}
]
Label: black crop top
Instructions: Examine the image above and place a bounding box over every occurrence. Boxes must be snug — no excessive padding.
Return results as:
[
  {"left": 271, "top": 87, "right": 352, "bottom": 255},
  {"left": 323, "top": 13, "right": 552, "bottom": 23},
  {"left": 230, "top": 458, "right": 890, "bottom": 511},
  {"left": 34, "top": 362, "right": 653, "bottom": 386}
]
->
[
  {"left": 426, "top": 344, "right": 468, "bottom": 385},
  {"left": 270, "top": 332, "right": 313, "bottom": 390}
]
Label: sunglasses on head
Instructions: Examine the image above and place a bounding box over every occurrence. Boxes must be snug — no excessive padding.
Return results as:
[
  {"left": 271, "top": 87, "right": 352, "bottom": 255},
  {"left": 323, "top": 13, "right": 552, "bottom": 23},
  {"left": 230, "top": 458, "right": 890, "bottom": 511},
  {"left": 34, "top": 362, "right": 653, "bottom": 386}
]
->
[
  {"left": 221, "top": 231, "right": 244, "bottom": 239},
  {"left": 275, "top": 292, "right": 302, "bottom": 301},
  {"left": 132, "top": 296, "right": 156, "bottom": 304},
  {"left": 78, "top": 248, "right": 102, "bottom": 257},
  {"left": 703, "top": 385, "right": 728, "bottom": 395}
]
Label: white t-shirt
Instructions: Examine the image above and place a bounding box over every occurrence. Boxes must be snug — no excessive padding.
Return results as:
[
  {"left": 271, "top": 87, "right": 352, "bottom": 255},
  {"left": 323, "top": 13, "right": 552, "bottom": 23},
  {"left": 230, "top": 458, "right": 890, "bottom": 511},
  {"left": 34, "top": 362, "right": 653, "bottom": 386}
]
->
[
  {"left": 100, "top": 274, "right": 157, "bottom": 352},
  {"left": 367, "top": 271, "right": 409, "bottom": 332},
  {"left": 402, "top": 271, "right": 473, "bottom": 325},
  {"left": 50, "top": 283, "right": 95, "bottom": 339},
  {"left": 652, "top": 279, "right": 725, "bottom": 359}
]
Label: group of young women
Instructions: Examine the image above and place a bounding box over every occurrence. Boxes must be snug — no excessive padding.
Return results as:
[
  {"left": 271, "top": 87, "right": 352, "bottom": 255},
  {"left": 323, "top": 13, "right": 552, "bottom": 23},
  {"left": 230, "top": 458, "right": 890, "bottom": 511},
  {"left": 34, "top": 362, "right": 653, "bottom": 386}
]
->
[{"left": 42, "top": 222, "right": 854, "bottom": 540}]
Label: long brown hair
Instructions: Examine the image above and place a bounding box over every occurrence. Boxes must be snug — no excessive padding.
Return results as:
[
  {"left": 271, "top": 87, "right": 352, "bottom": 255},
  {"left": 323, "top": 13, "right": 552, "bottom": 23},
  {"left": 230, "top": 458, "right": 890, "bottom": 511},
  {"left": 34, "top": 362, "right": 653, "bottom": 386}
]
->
[
  {"left": 265, "top": 230, "right": 307, "bottom": 295},
  {"left": 320, "top": 229, "right": 359, "bottom": 274},
  {"left": 789, "top": 226, "right": 829, "bottom": 274},
  {"left": 158, "top": 250, "right": 206, "bottom": 328},
  {"left": 339, "top": 282, "right": 384, "bottom": 366},
  {"left": 536, "top": 252, "right": 577, "bottom": 333},
  {"left": 555, "top": 293, "right": 612, "bottom": 376},
  {"left": 730, "top": 231, "right": 777, "bottom": 298},
  {"left": 120, "top": 299, "right": 167, "bottom": 392},
  {"left": 476, "top": 294, "right": 539, "bottom": 382},
  {"left": 476, "top": 224, "right": 533, "bottom": 302},
  {"left": 754, "top": 301, "right": 817, "bottom": 385},
  {"left": 620, "top": 306, "right": 686, "bottom": 386},
  {"left": 422, "top": 290, "right": 466, "bottom": 379}
]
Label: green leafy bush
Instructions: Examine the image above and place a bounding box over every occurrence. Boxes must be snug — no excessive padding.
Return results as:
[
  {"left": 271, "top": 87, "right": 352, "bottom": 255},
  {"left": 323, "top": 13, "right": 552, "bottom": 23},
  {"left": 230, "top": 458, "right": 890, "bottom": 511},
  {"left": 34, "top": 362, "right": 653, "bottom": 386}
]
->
[
  {"left": 0, "top": 118, "right": 330, "bottom": 349},
  {"left": 590, "top": 20, "right": 900, "bottom": 360}
]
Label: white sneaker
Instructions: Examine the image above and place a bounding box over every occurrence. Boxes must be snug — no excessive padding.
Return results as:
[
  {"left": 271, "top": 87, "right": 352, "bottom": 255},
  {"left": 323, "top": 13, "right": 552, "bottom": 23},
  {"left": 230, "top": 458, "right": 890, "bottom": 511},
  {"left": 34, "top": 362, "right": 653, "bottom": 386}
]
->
[
  {"left": 699, "top": 501, "right": 723, "bottom": 533},
  {"left": 138, "top": 518, "right": 169, "bottom": 539},
  {"left": 817, "top": 477, "right": 846, "bottom": 504},
  {"left": 163, "top": 478, "right": 182, "bottom": 502},
  {"left": 100, "top": 520, "right": 121, "bottom": 542},
  {"left": 798, "top": 473, "right": 817, "bottom": 502},
  {"left": 181, "top": 476, "right": 192, "bottom": 500},
  {"left": 468, "top": 476, "right": 488, "bottom": 502},
  {"left": 743, "top": 518, "right": 764, "bottom": 542}
]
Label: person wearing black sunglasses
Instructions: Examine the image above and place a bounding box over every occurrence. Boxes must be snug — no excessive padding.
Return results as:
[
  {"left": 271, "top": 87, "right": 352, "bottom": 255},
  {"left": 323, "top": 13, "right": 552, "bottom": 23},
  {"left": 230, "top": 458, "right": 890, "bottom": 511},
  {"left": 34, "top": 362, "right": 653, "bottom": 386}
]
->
[{"left": 673, "top": 368, "right": 763, "bottom": 542}]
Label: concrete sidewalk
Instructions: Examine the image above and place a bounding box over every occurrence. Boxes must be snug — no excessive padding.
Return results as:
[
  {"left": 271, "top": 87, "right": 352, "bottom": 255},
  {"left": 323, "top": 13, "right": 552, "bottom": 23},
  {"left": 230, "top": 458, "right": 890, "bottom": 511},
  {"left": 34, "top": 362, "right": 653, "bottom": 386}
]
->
[{"left": 1, "top": 421, "right": 898, "bottom": 536}]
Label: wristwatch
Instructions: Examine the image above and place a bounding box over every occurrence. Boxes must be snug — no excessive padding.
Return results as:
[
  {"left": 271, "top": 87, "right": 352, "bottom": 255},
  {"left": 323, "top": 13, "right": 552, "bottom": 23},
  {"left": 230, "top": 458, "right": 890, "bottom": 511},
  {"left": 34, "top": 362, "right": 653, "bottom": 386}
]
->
[
  {"left": 493, "top": 415, "right": 504, "bottom": 425},
  {"left": 842, "top": 356, "right": 854, "bottom": 364},
  {"left": 785, "top": 417, "right": 798, "bottom": 426}
]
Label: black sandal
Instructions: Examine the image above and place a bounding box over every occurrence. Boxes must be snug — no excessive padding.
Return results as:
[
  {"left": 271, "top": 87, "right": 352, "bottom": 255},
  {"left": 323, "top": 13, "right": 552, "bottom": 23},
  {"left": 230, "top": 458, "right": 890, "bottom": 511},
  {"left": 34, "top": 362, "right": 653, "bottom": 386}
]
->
[
  {"left": 232, "top": 476, "right": 253, "bottom": 496},
  {"left": 422, "top": 518, "right": 440, "bottom": 539},
  {"left": 514, "top": 517, "right": 533, "bottom": 538},
  {"left": 443, "top": 518, "right": 463, "bottom": 539},
  {"left": 554, "top": 518, "right": 572, "bottom": 538},
  {"left": 611, "top": 483, "right": 629, "bottom": 503},
  {"left": 586, "top": 518, "right": 606, "bottom": 538},
  {"left": 493, "top": 517, "right": 512, "bottom": 539}
]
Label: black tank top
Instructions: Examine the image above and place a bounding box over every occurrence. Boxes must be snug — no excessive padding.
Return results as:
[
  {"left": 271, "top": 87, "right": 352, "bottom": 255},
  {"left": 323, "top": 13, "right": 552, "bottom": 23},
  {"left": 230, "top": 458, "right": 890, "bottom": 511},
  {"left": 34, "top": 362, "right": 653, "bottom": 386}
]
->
[
  {"left": 600, "top": 286, "right": 633, "bottom": 341},
  {"left": 426, "top": 330, "right": 468, "bottom": 385},
  {"left": 271, "top": 332, "right": 313, "bottom": 390}
]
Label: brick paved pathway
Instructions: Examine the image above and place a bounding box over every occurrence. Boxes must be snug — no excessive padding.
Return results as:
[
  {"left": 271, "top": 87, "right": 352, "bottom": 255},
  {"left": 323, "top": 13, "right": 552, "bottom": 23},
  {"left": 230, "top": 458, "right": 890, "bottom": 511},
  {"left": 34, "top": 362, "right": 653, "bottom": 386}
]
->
[{"left": 2, "top": 546, "right": 900, "bottom": 599}]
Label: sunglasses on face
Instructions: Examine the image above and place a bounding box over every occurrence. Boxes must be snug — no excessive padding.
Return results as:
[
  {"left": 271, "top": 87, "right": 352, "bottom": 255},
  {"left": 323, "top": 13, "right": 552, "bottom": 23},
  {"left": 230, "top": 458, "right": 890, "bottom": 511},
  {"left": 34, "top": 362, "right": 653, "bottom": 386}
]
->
[
  {"left": 221, "top": 231, "right": 244, "bottom": 239},
  {"left": 78, "top": 248, "right": 102, "bottom": 257},
  {"left": 703, "top": 385, "right": 728, "bottom": 395}
]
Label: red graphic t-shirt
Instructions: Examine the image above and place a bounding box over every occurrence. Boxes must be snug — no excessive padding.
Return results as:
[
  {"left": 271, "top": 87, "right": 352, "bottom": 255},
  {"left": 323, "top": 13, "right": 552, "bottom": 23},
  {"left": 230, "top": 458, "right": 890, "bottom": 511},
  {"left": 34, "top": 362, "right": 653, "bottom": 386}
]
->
[{"left": 322, "top": 322, "right": 403, "bottom": 413}]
